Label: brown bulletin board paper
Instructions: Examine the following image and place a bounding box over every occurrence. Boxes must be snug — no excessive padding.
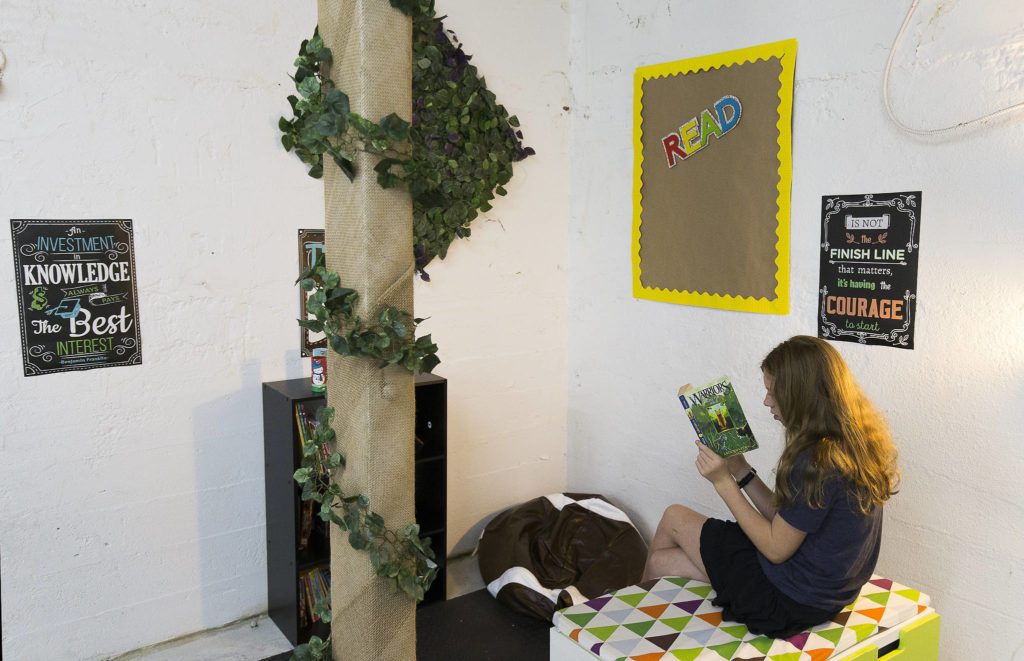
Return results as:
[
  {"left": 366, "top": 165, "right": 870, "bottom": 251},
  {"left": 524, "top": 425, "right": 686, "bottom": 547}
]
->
[{"left": 632, "top": 40, "right": 796, "bottom": 314}]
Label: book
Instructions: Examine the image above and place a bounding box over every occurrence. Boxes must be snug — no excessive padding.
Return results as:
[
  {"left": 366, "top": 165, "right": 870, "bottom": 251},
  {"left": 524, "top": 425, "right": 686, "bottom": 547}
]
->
[
  {"left": 303, "top": 571, "right": 316, "bottom": 622},
  {"left": 678, "top": 376, "right": 758, "bottom": 458},
  {"left": 298, "top": 573, "right": 308, "bottom": 627},
  {"left": 312, "top": 567, "right": 328, "bottom": 608},
  {"left": 295, "top": 405, "right": 307, "bottom": 450},
  {"left": 296, "top": 403, "right": 331, "bottom": 477},
  {"left": 298, "top": 498, "right": 314, "bottom": 550}
]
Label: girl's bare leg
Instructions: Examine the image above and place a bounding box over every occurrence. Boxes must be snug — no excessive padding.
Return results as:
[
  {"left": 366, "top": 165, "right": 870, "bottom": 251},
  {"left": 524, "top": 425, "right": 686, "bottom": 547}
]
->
[{"left": 642, "top": 504, "right": 710, "bottom": 582}]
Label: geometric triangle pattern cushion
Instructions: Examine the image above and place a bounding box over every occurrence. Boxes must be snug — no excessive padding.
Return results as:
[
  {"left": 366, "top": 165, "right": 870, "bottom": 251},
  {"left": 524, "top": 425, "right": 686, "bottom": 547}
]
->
[{"left": 552, "top": 575, "right": 930, "bottom": 661}]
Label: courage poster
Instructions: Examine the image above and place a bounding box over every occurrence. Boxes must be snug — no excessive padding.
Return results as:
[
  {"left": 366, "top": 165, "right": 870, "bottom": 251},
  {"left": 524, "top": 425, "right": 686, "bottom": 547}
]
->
[
  {"left": 11, "top": 219, "right": 142, "bottom": 375},
  {"left": 817, "top": 193, "right": 921, "bottom": 349}
]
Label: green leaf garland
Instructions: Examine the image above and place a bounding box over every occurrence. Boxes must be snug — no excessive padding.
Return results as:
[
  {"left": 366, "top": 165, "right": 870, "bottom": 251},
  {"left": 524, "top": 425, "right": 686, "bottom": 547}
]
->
[{"left": 281, "top": 2, "right": 531, "bottom": 641}]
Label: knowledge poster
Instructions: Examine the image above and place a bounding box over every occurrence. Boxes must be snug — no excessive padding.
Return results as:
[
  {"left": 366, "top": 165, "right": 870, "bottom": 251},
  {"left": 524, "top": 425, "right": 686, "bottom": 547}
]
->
[
  {"left": 11, "top": 219, "right": 142, "bottom": 375},
  {"left": 817, "top": 193, "right": 921, "bottom": 349}
]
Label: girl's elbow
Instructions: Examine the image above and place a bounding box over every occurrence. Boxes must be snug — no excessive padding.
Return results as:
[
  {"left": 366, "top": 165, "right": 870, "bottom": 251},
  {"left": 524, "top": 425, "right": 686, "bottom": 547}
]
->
[{"left": 764, "top": 547, "right": 796, "bottom": 564}]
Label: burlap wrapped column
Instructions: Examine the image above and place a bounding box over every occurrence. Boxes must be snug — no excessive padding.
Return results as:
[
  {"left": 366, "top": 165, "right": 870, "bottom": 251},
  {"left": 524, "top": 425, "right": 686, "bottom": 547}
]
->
[{"left": 317, "top": 2, "right": 415, "bottom": 658}]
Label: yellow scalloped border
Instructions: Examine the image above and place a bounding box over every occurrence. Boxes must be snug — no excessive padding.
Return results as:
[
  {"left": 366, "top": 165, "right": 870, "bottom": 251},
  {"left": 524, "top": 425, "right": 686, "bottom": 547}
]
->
[{"left": 632, "top": 39, "right": 797, "bottom": 315}]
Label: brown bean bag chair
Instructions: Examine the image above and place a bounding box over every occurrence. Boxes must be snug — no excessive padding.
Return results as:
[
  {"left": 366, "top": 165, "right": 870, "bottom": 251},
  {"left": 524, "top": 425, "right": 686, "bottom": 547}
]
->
[{"left": 477, "top": 493, "right": 648, "bottom": 621}]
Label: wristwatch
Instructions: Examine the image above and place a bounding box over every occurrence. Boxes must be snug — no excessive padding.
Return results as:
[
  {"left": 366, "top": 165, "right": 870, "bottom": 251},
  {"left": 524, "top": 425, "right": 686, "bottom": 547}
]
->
[{"left": 736, "top": 467, "right": 757, "bottom": 489}]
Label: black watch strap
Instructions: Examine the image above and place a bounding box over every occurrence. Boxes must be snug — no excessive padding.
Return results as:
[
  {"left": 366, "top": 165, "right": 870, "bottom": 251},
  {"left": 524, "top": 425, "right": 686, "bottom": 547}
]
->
[{"left": 736, "top": 467, "right": 757, "bottom": 489}]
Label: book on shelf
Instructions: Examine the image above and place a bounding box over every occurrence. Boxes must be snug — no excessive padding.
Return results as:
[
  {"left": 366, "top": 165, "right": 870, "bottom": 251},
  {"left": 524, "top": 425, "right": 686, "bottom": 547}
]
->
[
  {"left": 298, "top": 566, "right": 331, "bottom": 624},
  {"left": 298, "top": 498, "right": 315, "bottom": 550},
  {"left": 296, "top": 404, "right": 315, "bottom": 447},
  {"left": 298, "top": 574, "right": 308, "bottom": 627},
  {"left": 295, "top": 405, "right": 307, "bottom": 448},
  {"left": 312, "top": 567, "right": 328, "bottom": 608},
  {"left": 303, "top": 572, "right": 315, "bottom": 621},
  {"left": 678, "top": 376, "right": 758, "bottom": 458},
  {"left": 295, "top": 403, "right": 332, "bottom": 477}
]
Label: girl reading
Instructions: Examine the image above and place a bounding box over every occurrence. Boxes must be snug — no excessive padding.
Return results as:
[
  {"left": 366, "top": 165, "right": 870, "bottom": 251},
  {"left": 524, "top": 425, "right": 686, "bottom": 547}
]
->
[{"left": 643, "top": 335, "right": 900, "bottom": 638}]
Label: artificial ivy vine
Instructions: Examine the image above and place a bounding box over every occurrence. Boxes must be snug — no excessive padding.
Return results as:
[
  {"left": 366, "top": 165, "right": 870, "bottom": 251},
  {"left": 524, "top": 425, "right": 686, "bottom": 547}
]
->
[
  {"left": 399, "top": 0, "right": 534, "bottom": 271},
  {"left": 280, "top": 0, "right": 534, "bottom": 277},
  {"left": 281, "top": 2, "right": 531, "bottom": 656},
  {"left": 297, "top": 254, "right": 440, "bottom": 373},
  {"left": 293, "top": 406, "right": 438, "bottom": 596},
  {"left": 289, "top": 257, "right": 439, "bottom": 661},
  {"left": 278, "top": 28, "right": 410, "bottom": 183}
]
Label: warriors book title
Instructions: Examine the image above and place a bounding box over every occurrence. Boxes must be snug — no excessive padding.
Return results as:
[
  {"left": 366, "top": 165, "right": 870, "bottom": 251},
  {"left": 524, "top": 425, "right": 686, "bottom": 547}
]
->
[{"left": 678, "top": 376, "right": 758, "bottom": 458}]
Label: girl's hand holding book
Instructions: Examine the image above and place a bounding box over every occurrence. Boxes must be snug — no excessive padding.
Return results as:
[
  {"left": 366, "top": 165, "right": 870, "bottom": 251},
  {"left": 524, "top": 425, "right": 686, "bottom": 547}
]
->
[{"left": 695, "top": 440, "right": 731, "bottom": 487}]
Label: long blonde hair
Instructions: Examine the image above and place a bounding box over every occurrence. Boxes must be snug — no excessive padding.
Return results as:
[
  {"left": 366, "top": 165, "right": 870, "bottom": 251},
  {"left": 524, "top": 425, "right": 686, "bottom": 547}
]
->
[{"left": 761, "top": 336, "right": 900, "bottom": 514}]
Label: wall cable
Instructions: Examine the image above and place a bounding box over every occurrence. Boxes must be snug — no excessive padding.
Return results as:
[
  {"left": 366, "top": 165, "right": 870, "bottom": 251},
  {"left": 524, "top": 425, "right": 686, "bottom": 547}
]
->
[{"left": 884, "top": 0, "right": 1024, "bottom": 135}]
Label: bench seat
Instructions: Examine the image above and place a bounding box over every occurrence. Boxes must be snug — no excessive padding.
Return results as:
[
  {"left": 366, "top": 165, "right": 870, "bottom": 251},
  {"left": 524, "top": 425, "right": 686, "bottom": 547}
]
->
[{"left": 550, "top": 575, "right": 939, "bottom": 660}]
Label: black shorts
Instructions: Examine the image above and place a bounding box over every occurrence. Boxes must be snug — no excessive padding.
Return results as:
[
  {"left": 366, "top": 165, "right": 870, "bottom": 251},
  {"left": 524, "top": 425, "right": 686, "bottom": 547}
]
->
[{"left": 699, "top": 518, "right": 838, "bottom": 639}]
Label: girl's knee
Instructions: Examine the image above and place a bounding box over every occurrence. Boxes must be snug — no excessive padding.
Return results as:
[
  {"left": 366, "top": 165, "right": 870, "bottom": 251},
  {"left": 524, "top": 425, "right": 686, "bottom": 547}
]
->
[
  {"left": 660, "top": 504, "right": 708, "bottom": 540},
  {"left": 663, "top": 503, "right": 698, "bottom": 524}
]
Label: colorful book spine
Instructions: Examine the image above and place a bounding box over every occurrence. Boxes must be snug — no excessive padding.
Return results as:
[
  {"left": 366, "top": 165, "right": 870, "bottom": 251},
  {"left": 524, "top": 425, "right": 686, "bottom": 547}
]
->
[
  {"left": 303, "top": 572, "right": 316, "bottom": 622},
  {"left": 301, "top": 405, "right": 332, "bottom": 476},
  {"left": 677, "top": 377, "right": 757, "bottom": 458},
  {"left": 298, "top": 573, "right": 308, "bottom": 627},
  {"left": 295, "top": 405, "right": 306, "bottom": 451},
  {"left": 298, "top": 499, "right": 314, "bottom": 550},
  {"left": 678, "top": 385, "right": 709, "bottom": 447},
  {"left": 298, "top": 405, "right": 311, "bottom": 446}
]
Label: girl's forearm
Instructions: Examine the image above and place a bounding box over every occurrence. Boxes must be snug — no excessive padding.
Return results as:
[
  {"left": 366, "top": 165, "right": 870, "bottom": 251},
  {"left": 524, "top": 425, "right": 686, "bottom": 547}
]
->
[
  {"left": 740, "top": 476, "right": 778, "bottom": 519},
  {"left": 713, "top": 478, "right": 803, "bottom": 564},
  {"left": 729, "top": 459, "right": 777, "bottom": 519},
  {"left": 713, "top": 479, "right": 776, "bottom": 555}
]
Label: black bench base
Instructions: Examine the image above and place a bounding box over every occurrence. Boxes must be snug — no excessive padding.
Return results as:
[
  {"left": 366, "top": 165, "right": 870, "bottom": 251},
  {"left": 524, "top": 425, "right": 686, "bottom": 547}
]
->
[
  {"left": 417, "top": 588, "right": 550, "bottom": 660},
  {"left": 261, "top": 589, "right": 550, "bottom": 660}
]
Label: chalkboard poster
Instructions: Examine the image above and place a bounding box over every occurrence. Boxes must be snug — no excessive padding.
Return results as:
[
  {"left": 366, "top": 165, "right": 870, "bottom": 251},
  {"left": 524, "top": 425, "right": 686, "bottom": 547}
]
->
[
  {"left": 11, "top": 219, "right": 142, "bottom": 376},
  {"left": 818, "top": 192, "right": 921, "bottom": 349},
  {"left": 298, "top": 228, "right": 326, "bottom": 357}
]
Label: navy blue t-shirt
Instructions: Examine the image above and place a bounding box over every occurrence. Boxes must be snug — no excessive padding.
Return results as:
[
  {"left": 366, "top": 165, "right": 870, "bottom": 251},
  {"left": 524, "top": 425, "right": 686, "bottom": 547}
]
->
[{"left": 757, "top": 466, "right": 882, "bottom": 611}]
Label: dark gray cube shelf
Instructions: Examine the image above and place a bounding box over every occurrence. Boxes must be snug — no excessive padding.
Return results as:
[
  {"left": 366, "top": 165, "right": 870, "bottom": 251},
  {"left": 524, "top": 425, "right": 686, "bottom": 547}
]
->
[{"left": 263, "top": 373, "right": 447, "bottom": 645}]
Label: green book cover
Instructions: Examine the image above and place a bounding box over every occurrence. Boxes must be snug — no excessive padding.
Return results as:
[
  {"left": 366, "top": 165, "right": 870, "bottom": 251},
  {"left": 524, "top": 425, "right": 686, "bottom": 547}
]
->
[{"left": 678, "top": 376, "right": 758, "bottom": 458}]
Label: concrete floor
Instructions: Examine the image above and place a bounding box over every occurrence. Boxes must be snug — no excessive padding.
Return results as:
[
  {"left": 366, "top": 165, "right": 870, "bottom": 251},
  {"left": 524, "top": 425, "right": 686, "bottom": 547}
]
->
[
  {"left": 112, "top": 555, "right": 486, "bottom": 660},
  {"left": 108, "top": 616, "right": 294, "bottom": 661}
]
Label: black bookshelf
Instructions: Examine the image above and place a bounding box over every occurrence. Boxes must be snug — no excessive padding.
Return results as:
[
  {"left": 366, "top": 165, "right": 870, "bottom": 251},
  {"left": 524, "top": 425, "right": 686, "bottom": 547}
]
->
[{"left": 263, "top": 373, "right": 447, "bottom": 645}]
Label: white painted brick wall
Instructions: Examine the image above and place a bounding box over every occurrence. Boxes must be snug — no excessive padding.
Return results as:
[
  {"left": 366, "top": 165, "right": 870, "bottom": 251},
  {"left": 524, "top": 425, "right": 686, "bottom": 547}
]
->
[
  {"left": 417, "top": 0, "right": 571, "bottom": 558},
  {"left": 567, "top": 2, "right": 1024, "bottom": 660},
  {"left": 0, "top": 0, "right": 570, "bottom": 657},
  {"left": 0, "top": 1, "right": 325, "bottom": 657},
  {"left": 11, "top": 1, "right": 1020, "bottom": 659}
]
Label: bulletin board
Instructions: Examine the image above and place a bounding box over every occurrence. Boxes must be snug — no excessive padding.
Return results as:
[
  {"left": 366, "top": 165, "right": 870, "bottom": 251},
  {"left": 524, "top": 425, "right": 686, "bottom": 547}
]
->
[{"left": 632, "top": 40, "right": 797, "bottom": 314}]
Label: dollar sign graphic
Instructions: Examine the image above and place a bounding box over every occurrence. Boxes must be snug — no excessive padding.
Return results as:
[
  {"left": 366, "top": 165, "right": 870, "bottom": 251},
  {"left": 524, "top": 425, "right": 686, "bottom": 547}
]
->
[{"left": 30, "top": 286, "right": 49, "bottom": 310}]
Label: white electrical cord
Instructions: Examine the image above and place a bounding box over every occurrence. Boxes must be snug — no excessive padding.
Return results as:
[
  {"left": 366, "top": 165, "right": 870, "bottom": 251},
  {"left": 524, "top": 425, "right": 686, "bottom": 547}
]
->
[{"left": 884, "top": 0, "right": 1024, "bottom": 135}]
